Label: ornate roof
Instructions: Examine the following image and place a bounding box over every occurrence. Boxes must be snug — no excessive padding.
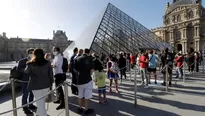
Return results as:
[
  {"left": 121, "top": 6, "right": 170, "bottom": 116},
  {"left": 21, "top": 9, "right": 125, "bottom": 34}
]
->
[{"left": 166, "top": 0, "right": 198, "bottom": 14}]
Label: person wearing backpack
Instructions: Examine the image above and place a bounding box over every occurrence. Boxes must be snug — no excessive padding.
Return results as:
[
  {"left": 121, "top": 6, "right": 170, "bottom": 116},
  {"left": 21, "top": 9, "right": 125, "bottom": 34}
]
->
[
  {"left": 16, "top": 48, "right": 37, "bottom": 115},
  {"left": 148, "top": 50, "right": 159, "bottom": 84}
]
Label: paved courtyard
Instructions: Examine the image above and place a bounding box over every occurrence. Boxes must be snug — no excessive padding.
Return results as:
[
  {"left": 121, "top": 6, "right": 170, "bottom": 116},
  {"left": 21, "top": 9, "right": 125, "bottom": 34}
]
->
[{"left": 0, "top": 65, "right": 205, "bottom": 116}]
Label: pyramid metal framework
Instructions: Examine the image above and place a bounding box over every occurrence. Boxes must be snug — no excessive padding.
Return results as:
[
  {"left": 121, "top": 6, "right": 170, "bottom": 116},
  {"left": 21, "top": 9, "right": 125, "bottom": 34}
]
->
[{"left": 64, "top": 3, "right": 171, "bottom": 58}]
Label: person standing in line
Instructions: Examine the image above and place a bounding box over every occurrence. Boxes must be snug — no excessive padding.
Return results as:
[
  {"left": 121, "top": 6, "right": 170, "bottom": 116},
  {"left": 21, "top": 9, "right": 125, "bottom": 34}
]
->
[
  {"left": 17, "top": 48, "right": 37, "bottom": 115},
  {"left": 92, "top": 53, "right": 108, "bottom": 104},
  {"left": 188, "top": 48, "right": 195, "bottom": 74},
  {"left": 52, "top": 46, "right": 65, "bottom": 110},
  {"left": 160, "top": 48, "right": 174, "bottom": 86},
  {"left": 118, "top": 53, "right": 127, "bottom": 82},
  {"left": 130, "top": 53, "right": 136, "bottom": 69},
  {"left": 148, "top": 50, "right": 158, "bottom": 84},
  {"left": 139, "top": 51, "right": 149, "bottom": 87},
  {"left": 175, "top": 52, "right": 184, "bottom": 79},
  {"left": 44, "top": 53, "right": 52, "bottom": 61},
  {"left": 69, "top": 47, "right": 78, "bottom": 95},
  {"left": 25, "top": 48, "right": 53, "bottom": 116},
  {"left": 74, "top": 49, "right": 94, "bottom": 115},
  {"left": 107, "top": 55, "right": 119, "bottom": 93}
]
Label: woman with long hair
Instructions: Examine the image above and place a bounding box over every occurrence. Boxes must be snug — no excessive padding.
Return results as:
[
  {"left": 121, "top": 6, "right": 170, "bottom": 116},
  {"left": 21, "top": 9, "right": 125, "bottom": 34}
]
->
[
  {"left": 25, "top": 48, "right": 53, "bottom": 116},
  {"left": 107, "top": 55, "right": 119, "bottom": 93}
]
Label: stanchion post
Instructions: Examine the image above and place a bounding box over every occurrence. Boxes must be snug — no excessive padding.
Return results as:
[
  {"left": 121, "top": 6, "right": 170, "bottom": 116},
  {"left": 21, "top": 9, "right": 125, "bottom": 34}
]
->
[
  {"left": 202, "top": 50, "right": 204, "bottom": 73},
  {"left": 165, "top": 65, "right": 168, "bottom": 92},
  {"left": 183, "top": 62, "right": 186, "bottom": 83},
  {"left": 129, "top": 63, "right": 131, "bottom": 82},
  {"left": 11, "top": 79, "right": 17, "bottom": 116},
  {"left": 64, "top": 81, "right": 69, "bottom": 116},
  {"left": 134, "top": 69, "right": 137, "bottom": 107},
  {"left": 194, "top": 59, "right": 197, "bottom": 75}
]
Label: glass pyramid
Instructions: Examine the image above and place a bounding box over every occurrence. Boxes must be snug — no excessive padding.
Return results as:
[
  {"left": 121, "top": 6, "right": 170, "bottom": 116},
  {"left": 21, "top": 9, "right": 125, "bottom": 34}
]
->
[{"left": 63, "top": 3, "right": 171, "bottom": 59}]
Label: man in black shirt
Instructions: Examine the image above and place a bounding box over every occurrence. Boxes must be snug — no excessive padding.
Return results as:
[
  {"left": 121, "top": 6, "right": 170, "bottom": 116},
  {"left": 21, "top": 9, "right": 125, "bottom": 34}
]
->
[{"left": 74, "top": 48, "right": 94, "bottom": 115}]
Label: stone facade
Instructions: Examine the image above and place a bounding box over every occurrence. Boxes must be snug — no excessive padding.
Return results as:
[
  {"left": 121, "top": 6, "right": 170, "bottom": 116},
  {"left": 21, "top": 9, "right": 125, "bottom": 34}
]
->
[
  {"left": 152, "top": 0, "right": 205, "bottom": 53},
  {"left": 0, "top": 30, "right": 73, "bottom": 62}
]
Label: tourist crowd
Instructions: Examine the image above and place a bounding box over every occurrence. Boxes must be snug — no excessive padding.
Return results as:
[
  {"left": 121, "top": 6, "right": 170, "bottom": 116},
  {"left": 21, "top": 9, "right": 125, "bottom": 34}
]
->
[{"left": 15, "top": 46, "right": 202, "bottom": 116}]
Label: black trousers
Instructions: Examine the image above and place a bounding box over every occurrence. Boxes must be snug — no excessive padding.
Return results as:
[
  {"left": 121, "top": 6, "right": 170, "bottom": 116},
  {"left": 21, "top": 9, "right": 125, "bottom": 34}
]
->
[
  {"left": 120, "top": 67, "right": 126, "bottom": 80},
  {"left": 71, "top": 71, "right": 78, "bottom": 95},
  {"left": 188, "top": 64, "right": 195, "bottom": 72},
  {"left": 54, "top": 74, "right": 66, "bottom": 105}
]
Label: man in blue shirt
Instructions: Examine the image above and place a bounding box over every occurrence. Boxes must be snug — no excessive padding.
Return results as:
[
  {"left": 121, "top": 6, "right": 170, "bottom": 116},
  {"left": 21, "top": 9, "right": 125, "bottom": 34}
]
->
[{"left": 148, "top": 50, "right": 159, "bottom": 84}]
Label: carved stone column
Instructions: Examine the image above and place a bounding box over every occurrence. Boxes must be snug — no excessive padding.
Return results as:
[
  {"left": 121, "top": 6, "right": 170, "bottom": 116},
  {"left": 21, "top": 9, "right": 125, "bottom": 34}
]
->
[
  {"left": 184, "top": 41, "right": 187, "bottom": 53},
  {"left": 194, "top": 25, "right": 200, "bottom": 38},
  {"left": 183, "top": 28, "right": 187, "bottom": 39}
]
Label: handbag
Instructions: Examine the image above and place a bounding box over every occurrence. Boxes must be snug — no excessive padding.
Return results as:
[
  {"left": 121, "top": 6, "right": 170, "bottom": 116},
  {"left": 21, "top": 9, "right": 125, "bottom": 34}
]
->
[{"left": 46, "top": 88, "right": 55, "bottom": 103}]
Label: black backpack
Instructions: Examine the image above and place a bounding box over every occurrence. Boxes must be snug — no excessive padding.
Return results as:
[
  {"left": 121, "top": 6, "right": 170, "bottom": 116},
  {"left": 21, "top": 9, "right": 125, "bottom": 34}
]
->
[
  {"left": 10, "top": 66, "right": 22, "bottom": 80},
  {"left": 62, "top": 57, "right": 69, "bottom": 73}
]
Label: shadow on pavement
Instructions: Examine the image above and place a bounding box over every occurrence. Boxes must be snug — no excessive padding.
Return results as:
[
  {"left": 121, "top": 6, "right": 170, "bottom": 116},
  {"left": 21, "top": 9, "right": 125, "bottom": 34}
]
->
[
  {"left": 67, "top": 95, "right": 180, "bottom": 116},
  {"left": 0, "top": 88, "right": 21, "bottom": 104},
  {"left": 138, "top": 94, "right": 205, "bottom": 112}
]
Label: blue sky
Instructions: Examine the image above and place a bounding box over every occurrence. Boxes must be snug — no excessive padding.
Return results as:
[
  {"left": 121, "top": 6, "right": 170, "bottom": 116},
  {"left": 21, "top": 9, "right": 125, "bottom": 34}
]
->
[{"left": 0, "top": 0, "right": 204, "bottom": 40}]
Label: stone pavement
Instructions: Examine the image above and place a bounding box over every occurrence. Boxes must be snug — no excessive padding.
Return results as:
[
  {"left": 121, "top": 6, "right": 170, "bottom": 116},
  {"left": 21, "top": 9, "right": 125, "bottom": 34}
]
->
[
  {"left": 0, "top": 70, "right": 205, "bottom": 116},
  {"left": 0, "top": 61, "right": 17, "bottom": 70}
]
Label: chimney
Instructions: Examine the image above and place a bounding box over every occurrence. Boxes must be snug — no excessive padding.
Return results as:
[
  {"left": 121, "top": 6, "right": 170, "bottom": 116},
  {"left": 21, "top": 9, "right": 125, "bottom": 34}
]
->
[
  {"left": 166, "top": 2, "right": 170, "bottom": 9},
  {"left": 2, "top": 32, "right": 6, "bottom": 37},
  {"left": 53, "top": 30, "right": 55, "bottom": 35}
]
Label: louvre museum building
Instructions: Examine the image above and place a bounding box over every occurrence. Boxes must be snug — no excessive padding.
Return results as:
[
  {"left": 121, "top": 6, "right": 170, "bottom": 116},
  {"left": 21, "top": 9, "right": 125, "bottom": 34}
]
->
[
  {"left": 0, "top": 30, "right": 72, "bottom": 62},
  {"left": 152, "top": 0, "right": 205, "bottom": 53}
]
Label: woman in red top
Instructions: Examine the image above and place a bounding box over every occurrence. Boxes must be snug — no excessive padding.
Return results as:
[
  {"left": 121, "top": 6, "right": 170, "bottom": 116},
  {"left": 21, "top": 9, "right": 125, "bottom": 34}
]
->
[
  {"left": 130, "top": 53, "right": 136, "bottom": 69},
  {"left": 175, "top": 52, "right": 184, "bottom": 78},
  {"left": 139, "top": 52, "right": 149, "bottom": 86}
]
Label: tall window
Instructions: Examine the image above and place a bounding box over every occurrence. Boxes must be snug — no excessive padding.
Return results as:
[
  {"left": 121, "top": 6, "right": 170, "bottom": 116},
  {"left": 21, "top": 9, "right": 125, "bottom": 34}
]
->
[
  {"left": 167, "top": 18, "right": 170, "bottom": 24},
  {"left": 188, "top": 10, "right": 194, "bottom": 19},
  {"left": 177, "top": 15, "right": 181, "bottom": 22},
  {"left": 176, "top": 31, "right": 181, "bottom": 40}
]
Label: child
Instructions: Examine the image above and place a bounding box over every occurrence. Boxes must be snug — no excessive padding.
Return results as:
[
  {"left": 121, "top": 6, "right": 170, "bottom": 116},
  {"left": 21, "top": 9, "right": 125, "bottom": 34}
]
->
[{"left": 94, "top": 71, "right": 108, "bottom": 104}]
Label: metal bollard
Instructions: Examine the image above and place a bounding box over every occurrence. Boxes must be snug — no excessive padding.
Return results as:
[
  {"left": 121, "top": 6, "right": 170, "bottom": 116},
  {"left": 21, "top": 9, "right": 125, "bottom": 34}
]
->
[
  {"left": 165, "top": 65, "right": 168, "bottom": 92},
  {"left": 64, "top": 81, "right": 69, "bottom": 116},
  {"left": 194, "top": 60, "right": 197, "bottom": 75},
  {"left": 11, "top": 79, "right": 17, "bottom": 116},
  {"left": 202, "top": 50, "right": 204, "bottom": 73},
  {"left": 183, "top": 62, "right": 186, "bottom": 83},
  {"left": 134, "top": 69, "right": 137, "bottom": 107}
]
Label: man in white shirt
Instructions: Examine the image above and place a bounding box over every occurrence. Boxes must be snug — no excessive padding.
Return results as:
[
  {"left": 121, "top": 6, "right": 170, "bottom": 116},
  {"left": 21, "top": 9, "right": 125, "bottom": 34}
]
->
[{"left": 52, "top": 46, "right": 65, "bottom": 110}]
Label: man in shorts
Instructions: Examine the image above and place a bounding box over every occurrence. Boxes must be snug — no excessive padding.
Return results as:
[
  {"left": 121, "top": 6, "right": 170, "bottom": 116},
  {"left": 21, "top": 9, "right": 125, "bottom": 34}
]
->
[
  {"left": 148, "top": 50, "right": 159, "bottom": 84},
  {"left": 74, "top": 48, "right": 94, "bottom": 115}
]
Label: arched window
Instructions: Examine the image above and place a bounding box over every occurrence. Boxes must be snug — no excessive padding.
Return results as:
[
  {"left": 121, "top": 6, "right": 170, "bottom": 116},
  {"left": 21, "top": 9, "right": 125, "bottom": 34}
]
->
[
  {"left": 188, "top": 10, "right": 194, "bottom": 19},
  {"left": 176, "top": 31, "right": 181, "bottom": 40},
  {"left": 177, "top": 15, "right": 181, "bottom": 22}
]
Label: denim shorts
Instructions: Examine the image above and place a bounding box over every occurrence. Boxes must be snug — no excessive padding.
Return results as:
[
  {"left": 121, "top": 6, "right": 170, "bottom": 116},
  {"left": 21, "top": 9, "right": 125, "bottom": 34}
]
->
[{"left": 98, "top": 86, "right": 106, "bottom": 94}]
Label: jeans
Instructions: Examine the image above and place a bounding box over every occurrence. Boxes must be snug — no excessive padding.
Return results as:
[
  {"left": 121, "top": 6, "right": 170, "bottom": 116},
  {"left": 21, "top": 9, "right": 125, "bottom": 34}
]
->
[
  {"left": 21, "top": 83, "right": 34, "bottom": 106},
  {"left": 176, "top": 67, "right": 183, "bottom": 78},
  {"left": 140, "top": 68, "right": 148, "bottom": 85},
  {"left": 33, "top": 88, "right": 49, "bottom": 116}
]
